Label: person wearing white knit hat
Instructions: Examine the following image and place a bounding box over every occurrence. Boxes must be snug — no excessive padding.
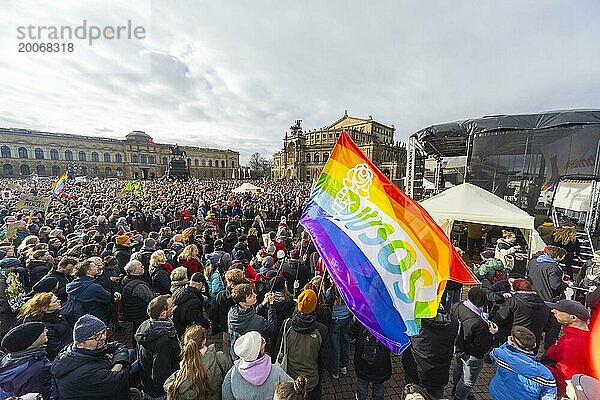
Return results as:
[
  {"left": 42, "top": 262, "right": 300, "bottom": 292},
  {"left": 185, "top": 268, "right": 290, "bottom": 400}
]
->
[{"left": 222, "top": 331, "right": 291, "bottom": 400}]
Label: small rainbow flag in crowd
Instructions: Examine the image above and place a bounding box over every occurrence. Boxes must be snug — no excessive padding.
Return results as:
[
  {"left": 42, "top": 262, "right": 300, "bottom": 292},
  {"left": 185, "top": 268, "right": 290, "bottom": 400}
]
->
[
  {"left": 51, "top": 172, "right": 67, "bottom": 197},
  {"left": 300, "top": 131, "right": 478, "bottom": 354}
]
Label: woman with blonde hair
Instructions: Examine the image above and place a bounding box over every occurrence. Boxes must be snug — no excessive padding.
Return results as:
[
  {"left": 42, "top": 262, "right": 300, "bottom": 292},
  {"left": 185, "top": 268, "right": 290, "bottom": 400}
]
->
[
  {"left": 17, "top": 235, "right": 40, "bottom": 256},
  {"left": 164, "top": 324, "right": 232, "bottom": 400},
  {"left": 21, "top": 292, "right": 72, "bottom": 360},
  {"left": 149, "top": 249, "right": 172, "bottom": 295},
  {"left": 495, "top": 230, "right": 521, "bottom": 271},
  {"left": 178, "top": 244, "right": 203, "bottom": 276},
  {"left": 170, "top": 266, "right": 189, "bottom": 294},
  {"left": 551, "top": 224, "right": 581, "bottom": 277}
]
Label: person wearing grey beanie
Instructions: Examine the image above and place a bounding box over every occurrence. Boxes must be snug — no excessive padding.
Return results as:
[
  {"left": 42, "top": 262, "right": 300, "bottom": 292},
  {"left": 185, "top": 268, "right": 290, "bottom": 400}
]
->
[{"left": 51, "top": 314, "right": 132, "bottom": 399}]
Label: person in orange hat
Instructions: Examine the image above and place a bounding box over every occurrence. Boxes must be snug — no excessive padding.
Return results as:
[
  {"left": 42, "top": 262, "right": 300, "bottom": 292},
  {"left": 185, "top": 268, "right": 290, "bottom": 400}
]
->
[{"left": 276, "top": 289, "right": 330, "bottom": 400}]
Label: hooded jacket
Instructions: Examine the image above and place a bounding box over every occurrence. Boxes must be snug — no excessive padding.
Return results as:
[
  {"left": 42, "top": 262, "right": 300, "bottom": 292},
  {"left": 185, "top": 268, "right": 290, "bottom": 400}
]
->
[
  {"left": 227, "top": 304, "right": 277, "bottom": 360},
  {"left": 65, "top": 276, "right": 112, "bottom": 322},
  {"left": 51, "top": 343, "right": 130, "bottom": 400},
  {"left": 27, "top": 259, "right": 51, "bottom": 287},
  {"left": 490, "top": 343, "right": 557, "bottom": 400},
  {"left": 0, "top": 347, "right": 54, "bottom": 400},
  {"left": 210, "top": 285, "right": 235, "bottom": 333},
  {"left": 408, "top": 307, "right": 458, "bottom": 390},
  {"left": 350, "top": 318, "right": 392, "bottom": 384},
  {"left": 135, "top": 318, "right": 181, "bottom": 398},
  {"left": 24, "top": 310, "right": 72, "bottom": 361},
  {"left": 221, "top": 355, "right": 291, "bottom": 400},
  {"left": 149, "top": 263, "right": 171, "bottom": 295},
  {"left": 527, "top": 255, "right": 568, "bottom": 302},
  {"left": 492, "top": 291, "right": 551, "bottom": 348},
  {"left": 172, "top": 285, "right": 210, "bottom": 336}
]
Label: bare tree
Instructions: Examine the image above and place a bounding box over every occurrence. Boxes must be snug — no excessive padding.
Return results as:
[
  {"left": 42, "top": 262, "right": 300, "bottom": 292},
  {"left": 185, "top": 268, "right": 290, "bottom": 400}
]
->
[{"left": 248, "top": 152, "right": 272, "bottom": 178}]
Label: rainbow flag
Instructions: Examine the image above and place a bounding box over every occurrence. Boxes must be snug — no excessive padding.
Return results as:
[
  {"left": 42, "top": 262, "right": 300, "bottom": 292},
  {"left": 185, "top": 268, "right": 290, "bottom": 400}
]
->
[
  {"left": 300, "top": 131, "right": 478, "bottom": 354},
  {"left": 51, "top": 172, "right": 67, "bottom": 197}
]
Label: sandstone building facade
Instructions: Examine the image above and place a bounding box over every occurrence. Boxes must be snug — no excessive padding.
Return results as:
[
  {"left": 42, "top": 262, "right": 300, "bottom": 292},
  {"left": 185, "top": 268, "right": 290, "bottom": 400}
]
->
[
  {"left": 0, "top": 128, "right": 239, "bottom": 179},
  {"left": 272, "top": 112, "right": 405, "bottom": 182}
]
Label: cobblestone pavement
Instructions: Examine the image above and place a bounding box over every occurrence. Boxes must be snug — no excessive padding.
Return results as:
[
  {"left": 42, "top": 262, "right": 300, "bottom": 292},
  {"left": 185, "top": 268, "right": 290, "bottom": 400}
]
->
[{"left": 110, "top": 321, "right": 494, "bottom": 400}]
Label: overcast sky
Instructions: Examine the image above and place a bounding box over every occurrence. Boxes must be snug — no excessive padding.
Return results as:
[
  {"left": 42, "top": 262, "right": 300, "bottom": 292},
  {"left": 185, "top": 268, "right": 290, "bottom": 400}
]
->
[{"left": 1, "top": 1, "right": 599, "bottom": 163}]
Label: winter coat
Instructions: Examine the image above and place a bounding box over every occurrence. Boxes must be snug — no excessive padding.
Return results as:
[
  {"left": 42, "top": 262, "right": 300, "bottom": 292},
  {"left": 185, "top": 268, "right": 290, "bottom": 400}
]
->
[
  {"left": 228, "top": 304, "right": 277, "bottom": 339},
  {"left": 24, "top": 310, "right": 72, "bottom": 360},
  {"left": 492, "top": 291, "right": 551, "bottom": 349},
  {"left": 247, "top": 236, "right": 261, "bottom": 258},
  {"left": 0, "top": 347, "right": 53, "bottom": 400},
  {"left": 542, "top": 326, "right": 593, "bottom": 394},
  {"left": 207, "top": 271, "right": 225, "bottom": 305},
  {"left": 112, "top": 244, "right": 132, "bottom": 269},
  {"left": 233, "top": 242, "right": 252, "bottom": 263},
  {"left": 527, "top": 255, "right": 568, "bottom": 302},
  {"left": 164, "top": 344, "right": 232, "bottom": 400},
  {"left": 178, "top": 256, "right": 203, "bottom": 276},
  {"left": 349, "top": 319, "right": 391, "bottom": 384},
  {"left": 65, "top": 276, "right": 112, "bottom": 322},
  {"left": 281, "top": 259, "right": 311, "bottom": 296},
  {"left": 150, "top": 263, "right": 171, "bottom": 295},
  {"left": 408, "top": 308, "right": 458, "bottom": 390},
  {"left": 221, "top": 356, "right": 291, "bottom": 400},
  {"left": 44, "top": 269, "right": 72, "bottom": 302},
  {"left": 51, "top": 342, "right": 131, "bottom": 400},
  {"left": 451, "top": 301, "right": 494, "bottom": 359},
  {"left": 135, "top": 318, "right": 181, "bottom": 398},
  {"left": 121, "top": 275, "right": 155, "bottom": 323},
  {"left": 223, "top": 232, "right": 238, "bottom": 254},
  {"left": 172, "top": 285, "right": 211, "bottom": 337},
  {"left": 210, "top": 285, "right": 235, "bottom": 333},
  {"left": 490, "top": 343, "right": 557, "bottom": 400},
  {"left": 27, "top": 259, "right": 51, "bottom": 287},
  {"left": 277, "top": 313, "right": 329, "bottom": 392}
]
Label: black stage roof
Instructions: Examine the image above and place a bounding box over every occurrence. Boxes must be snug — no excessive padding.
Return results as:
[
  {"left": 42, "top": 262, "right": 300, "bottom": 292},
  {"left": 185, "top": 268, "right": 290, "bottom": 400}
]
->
[{"left": 411, "top": 109, "right": 600, "bottom": 158}]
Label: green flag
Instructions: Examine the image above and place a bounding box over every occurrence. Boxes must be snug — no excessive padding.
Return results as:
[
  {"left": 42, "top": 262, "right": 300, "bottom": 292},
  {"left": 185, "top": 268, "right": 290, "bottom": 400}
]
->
[
  {"left": 133, "top": 182, "right": 141, "bottom": 196},
  {"left": 121, "top": 181, "right": 132, "bottom": 192}
]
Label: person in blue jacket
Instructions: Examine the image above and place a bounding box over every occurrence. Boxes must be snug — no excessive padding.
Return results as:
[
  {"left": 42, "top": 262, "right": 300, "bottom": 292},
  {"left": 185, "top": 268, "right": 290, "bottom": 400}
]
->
[
  {"left": 489, "top": 325, "right": 557, "bottom": 400},
  {"left": 0, "top": 322, "right": 55, "bottom": 400},
  {"left": 65, "top": 259, "right": 114, "bottom": 323}
]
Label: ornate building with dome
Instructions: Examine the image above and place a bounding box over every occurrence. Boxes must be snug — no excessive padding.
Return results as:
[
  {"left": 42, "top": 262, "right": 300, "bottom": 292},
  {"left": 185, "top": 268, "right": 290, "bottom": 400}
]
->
[
  {"left": 272, "top": 112, "right": 406, "bottom": 182},
  {"left": 0, "top": 128, "right": 239, "bottom": 179}
]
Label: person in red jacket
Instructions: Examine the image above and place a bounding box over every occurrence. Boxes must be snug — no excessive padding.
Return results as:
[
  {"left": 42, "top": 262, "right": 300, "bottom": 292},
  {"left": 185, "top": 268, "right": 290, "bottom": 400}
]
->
[{"left": 541, "top": 299, "right": 592, "bottom": 397}]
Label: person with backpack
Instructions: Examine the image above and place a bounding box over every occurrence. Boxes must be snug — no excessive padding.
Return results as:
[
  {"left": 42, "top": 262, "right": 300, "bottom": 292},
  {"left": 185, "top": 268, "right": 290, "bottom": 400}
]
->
[
  {"left": 63, "top": 259, "right": 114, "bottom": 326},
  {"left": 208, "top": 240, "right": 232, "bottom": 275},
  {"left": 172, "top": 272, "right": 211, "bottom": 337},
  {"left": 473, "top": 250, "right": 505, "bottom": 289},
  {"left": 149, "top": 250, "right": 173, "bottom": 295},
  {"left": 205, "top": 258, "right": 224, "bottom": 305},
  {"left": 325, "top": 284, "right": 352, "bottom": 379},
  {"left": 276, "top": 289, "right": 330, "bottom": 400},
  {"left": 113, "top": 234, "right": 133, "bottom": 270},
  {"left": 121, "top": 260, "right": 157, "bottom": 342},
  {"left": 349, "top": 317, "right": 391, "bottom": 400}
]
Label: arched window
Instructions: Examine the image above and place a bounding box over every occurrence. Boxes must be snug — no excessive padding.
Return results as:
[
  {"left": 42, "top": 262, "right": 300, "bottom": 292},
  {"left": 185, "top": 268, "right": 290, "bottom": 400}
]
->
[
  {"left": 131, "top": 154, "right": 138, "bottom": 163},
  {"left": 105, "top": 167, "right": 112, "bottom": 176},
  {"left": 78, "top": 151, "right": 86, "bottom": 161},
  {"left": 149, "top": 155, "right": 155, "bottom": 164},
  {"left": 104, "top": 152, "right": 111, "bottom": 162},
  {"left": 20, "top": 164, "right": 30, "bottom": 175},
  {"left": 18, "top": 147, "right": 28, "bottom": 159},
  {"left": 194, "top": 159, "right": 199, "bottom": 166},
  {"left": 3, "top": 164, "right": 13, "bottom": 175},
  {"left": 231, "top": 161, "right": 235, "bottom": 168},
  {"left": 51, "top": 165, "right": 60, "bottom": 176},
  {"left": 35, "top": 148, "right": 44, "bottom": 159},
  {"left": 306, "top": 153, "right": 311, "bottom": 163},
  {"left": 214, "top": 159, "right": 218, "bottom": 168},
  {"left": 91, "top": 152, "right": 99, "bottom": 162},
  {"left": 115, "top": 153, "right": 123, "bottom": 163},
  {"left": 201, "top": 159, "right": 206, "bottom": 167},
  {"left": 1, "top": 146, "right": 11, "bottom": 158},
  {"left": 221, "top": 160, "right": 226, "bottom": 168},
  {"left": 314, "top": 153, "right": 320, "bottom": 163},
  {"left": 323, "top": 152, "right": 329, "bottom": 162},
  {"left": 36, "top": 165, "right": 46, "bottom": 176},
  {"left": 65, "top": 150, "right": 73, "bottom": 161},
  {"left": 116, "top": 167, "right": 123, "bottom": 176},
  {"left": 140, "top": 154, "right": 147, "bottom": 164},
  {"left": 162, "top": 157, "right": 168, "bottom": 165},
  {"left": 50, "top": 149, "right": 59, "bottom": 160},
  {"left": 208, "top": 160, "right": 213, "bottom": 167},
  {"left": 92, "top": 167, "right": 99, "bottom": 177}
]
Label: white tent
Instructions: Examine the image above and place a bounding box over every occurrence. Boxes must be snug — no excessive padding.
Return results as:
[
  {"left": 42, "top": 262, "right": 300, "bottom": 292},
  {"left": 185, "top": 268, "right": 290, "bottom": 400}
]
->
[
  {"left": 419, "top": 183, "right": 546, "bottom": 254},
  {"left": 232, "top": 182, "right": 264, "bottom": 193}
]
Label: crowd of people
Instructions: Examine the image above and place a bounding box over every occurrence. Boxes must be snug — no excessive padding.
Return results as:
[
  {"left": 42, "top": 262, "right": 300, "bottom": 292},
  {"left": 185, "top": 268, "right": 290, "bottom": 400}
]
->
[{"left": 0, "top": 177, "right": 599, "bottom": 400}]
